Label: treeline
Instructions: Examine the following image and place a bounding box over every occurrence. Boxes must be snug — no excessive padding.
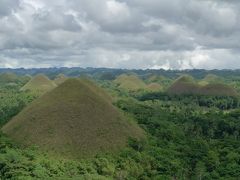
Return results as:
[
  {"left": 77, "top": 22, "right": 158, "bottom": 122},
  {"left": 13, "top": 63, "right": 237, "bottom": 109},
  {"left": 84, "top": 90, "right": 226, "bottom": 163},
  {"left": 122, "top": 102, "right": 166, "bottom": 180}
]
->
[
  {"left": 0, "top": 90, "right": 36, "bottom": 126},
  {"left": 138, "top": 92, "right": 240, "bottom": 110}
]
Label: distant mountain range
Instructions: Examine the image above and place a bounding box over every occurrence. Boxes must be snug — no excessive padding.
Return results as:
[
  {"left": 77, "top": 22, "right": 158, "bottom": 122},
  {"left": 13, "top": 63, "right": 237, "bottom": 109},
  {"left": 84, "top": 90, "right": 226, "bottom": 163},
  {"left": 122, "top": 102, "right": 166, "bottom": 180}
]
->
[{"left": 1, "top": 68, "right": 240, "bottom": 80}]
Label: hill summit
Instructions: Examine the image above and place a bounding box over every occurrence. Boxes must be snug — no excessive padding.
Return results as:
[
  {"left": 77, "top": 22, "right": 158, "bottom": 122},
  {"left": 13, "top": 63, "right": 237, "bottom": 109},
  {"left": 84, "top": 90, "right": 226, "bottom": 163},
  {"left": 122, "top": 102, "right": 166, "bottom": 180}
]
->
[
  {"left": 21, "top": 74, "right": 57, "bottom": 94},
  {"left": 2, "top": 78, "right": 143, "bottom": 158}
]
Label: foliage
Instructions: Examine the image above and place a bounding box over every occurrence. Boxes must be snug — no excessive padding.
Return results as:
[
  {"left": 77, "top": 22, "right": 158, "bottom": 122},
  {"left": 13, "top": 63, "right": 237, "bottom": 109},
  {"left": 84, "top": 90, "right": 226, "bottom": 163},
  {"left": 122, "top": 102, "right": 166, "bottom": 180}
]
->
[
  {"left": 138, "top": 92, "right": 240, "bottom": 110},
  {"left": 115, "top": 97, "right": 240, "bottom": 179},
  {"left": 0, "top": 90, "right": 36, "bottom": 126},
  {"left": 0, "top": 71, "right": 240, "bottom": 179}
]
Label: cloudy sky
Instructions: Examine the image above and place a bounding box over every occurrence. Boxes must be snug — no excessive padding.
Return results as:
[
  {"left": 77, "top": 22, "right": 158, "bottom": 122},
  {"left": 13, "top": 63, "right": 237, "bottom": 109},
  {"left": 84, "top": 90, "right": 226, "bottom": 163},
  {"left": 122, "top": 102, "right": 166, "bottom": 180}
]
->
[{"left": 0, "top": 0, "right": 240, "bottom": 69}]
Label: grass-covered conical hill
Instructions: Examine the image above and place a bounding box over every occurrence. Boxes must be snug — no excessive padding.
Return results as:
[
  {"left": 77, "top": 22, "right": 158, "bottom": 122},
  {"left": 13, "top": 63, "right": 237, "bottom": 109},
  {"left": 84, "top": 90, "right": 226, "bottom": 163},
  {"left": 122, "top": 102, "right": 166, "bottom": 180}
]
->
[
  {"left": 199, "top": 74, "right": 223, "bottom": 86},
  {"left": 0, "top": 72, "right": 30, "bottom": 86},
  {"left": 21, "top": 74, "right": 57, "bottom": 94},
  {"left": 54, "top": 74, "right": 68, "bottom": 85},
  {"left": 146, "top": 83, "right": 162, "bottom": 92},
  {"left": 200, "top": 83, "right": 238, "bottom": 96},
  {"left": 2, "top": 78, "right": 144, "bottom": 158},
  {"left": 167, "top": 75, "right": 238, "bottom": 96},
  {"left": 146, "top": 75, "right": 173, "bottom": 90},
  {"left": 114, "top": 74, "right": 147, "bottom": 91},
  {"left": 167, "top": 75, "right": 199, "bottom": 95}
]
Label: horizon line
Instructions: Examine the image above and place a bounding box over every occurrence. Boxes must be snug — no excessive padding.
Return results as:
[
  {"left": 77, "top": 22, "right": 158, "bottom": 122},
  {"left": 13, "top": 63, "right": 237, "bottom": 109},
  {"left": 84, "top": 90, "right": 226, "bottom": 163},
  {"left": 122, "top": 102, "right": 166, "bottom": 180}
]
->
[{"left": 0, "top": 67, "right": 240, "bottom": 71}]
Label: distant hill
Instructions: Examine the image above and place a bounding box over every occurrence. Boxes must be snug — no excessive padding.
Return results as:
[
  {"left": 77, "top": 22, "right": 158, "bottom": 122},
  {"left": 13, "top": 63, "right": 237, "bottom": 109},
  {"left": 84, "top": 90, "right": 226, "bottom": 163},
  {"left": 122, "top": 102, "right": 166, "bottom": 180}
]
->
[
  {"left": 167, "top": 75, "right": 199, "bottom": 95},
  {"left": 146, "top": 74, "right": 173, "bottom": 89},
  {"left": 99, "top": 72, "right": 116, "bottom": 80},
  {"left": 21, "top": 74, "right": 57, "bottom": 94},
  {"left": 114, "top": 74, "right": 147, "bottom": 91},
  {"left": 200, "top": 83, "right": 238, "bottom": 96},
  {"left": 147, "top": 75, "right": 169, "bottom": 83},
  {"left": 147, "top": 75, "right": 161, "bottom": 82},
  {"left": 0, "top": 72, "right": 18, "bottom": 83},
  {"left": 146, "top": 83, "right": 162, "bottom": 92},
  {"left": 168, "top": 75, "right": 238, "bottom": 96},
  {"left": 2, "top": 78, "right": 143, "bottom": 158},
  {"left": 0, "top": 72, "right": 30, "bottom": 85},
  {"left": 176, "top": 75, "right": 195, "bottom": 83},
  {"left": 1, "top": 68, "right": 240, "bottom": 80},
  {"left": 54, "top": 74, "right": 68, "bottom": 85},
  {"left": 199, "top": 74, "right": 223, "bottom": 86}
]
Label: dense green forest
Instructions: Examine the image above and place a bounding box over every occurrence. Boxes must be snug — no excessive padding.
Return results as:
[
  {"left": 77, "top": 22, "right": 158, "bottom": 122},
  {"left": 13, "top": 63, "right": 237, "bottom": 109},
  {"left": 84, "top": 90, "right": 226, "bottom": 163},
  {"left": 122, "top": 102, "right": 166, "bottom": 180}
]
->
[{"left": 0, "top": 70, "right": 240, "bottom": 179}]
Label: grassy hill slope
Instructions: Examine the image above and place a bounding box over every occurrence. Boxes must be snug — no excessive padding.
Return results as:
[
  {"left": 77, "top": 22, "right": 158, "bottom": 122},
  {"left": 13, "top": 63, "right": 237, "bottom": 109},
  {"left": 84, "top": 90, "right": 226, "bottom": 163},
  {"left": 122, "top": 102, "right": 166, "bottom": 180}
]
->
[
  {"left": 114, "top": 74, "right": 147, "bottom": 91},
  {"left": 200, "top": 83, "right": 238, "bottom": 96},
  {"left": 199, "top": 74, "right": 223, "bottom": 86},
  {"left": 168, "top": 75, "right": 238, "bottom": 96},
  {"left": 0, "top": 72, "right": 30, "bottom": 86},
  {"left": 54, "top": 74, "right": 68, "bottom": 85},
  {"left": 21, "top": 74, "right": 57, "bottom": 94},
  {"left": 0, "top": 72, "right": 18, "bottom": 83},
  {"left": 146, "top": 83, "right": 162, "bottom": 92},
  {"left": 2, "top": 78, "right": 143, "bottom": 158},
  {"left": 167, "top": 75, "right": 199, "bottom": 95}
]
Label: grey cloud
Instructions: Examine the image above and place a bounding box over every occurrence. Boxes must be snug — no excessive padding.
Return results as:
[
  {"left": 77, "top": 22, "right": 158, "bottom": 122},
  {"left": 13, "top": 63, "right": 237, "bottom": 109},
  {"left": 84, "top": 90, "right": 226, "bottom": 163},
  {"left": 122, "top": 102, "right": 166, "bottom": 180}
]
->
[
  {"left": 0, "top": 0, "right": 240, "bottom": 69},
  {"left": 123, "top": 0, "right": 239, "bottom": 36},
  {"left": 0, "top": 0, "right": 20, "bottom": 16},
  {"left": 32, "top": 9, "right": 82, "bottom": 32}
]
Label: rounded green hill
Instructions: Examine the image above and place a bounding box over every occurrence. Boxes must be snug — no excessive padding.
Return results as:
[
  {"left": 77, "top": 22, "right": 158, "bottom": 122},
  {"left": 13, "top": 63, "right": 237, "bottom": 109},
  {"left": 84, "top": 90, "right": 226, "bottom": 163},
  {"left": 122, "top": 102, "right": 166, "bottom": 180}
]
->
[
  {"left": 199, "top": 74, "right": 223, "bottom": 86},
  {"left": 2, "top": 78, "right": 144, "bottom": 158},
  {"left": 0, "top": 72, "right": 18, "bottom": 83},
  {"left": 146, "top": 83, "right": 162, "bottom": 92},
  {"left": 167, "top": 75, "right": 199, "bottom": 95},
  {"left": 21, "top": 74, "right": 57, "bottom": 94},
  {"left": 54, "top": 74, "right": 68, "bottom": 85},
  {"left": 0, "top": 72, "right": 30, "bottom": 85},
  {"left": 200, "top": 83, "right": 238, "bottom": 96},
  {"left": 114, "top": 74, "right": 147, "bottom": 91},
  {"left": 168, "top": 75, "right": 238, "bottom": 96}
]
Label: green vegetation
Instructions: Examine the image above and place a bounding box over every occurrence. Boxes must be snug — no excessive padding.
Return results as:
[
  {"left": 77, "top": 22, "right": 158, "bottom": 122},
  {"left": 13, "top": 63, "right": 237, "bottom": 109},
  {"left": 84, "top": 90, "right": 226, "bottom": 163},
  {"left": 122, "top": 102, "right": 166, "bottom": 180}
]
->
[
  {"left": 0, "top": 73, "right": 30, "bottom": 88},
  {"left": 115, "top": 98, "right": 240, "bottom": 179},
  {"left": 0, "top": 70, "right": 240, "bottom": 179},
  {"left": 146, "top": 75, "right": 172, "bottom": 90},
  {"left": 0, "top": 74, "right": 36, "bottom": 127},
  {"left": 0, "top": 133, "right": 149, "bottom": 179},
  {"left": 0, "top": 91, "right": 36, "bottom": 127},
  {"left": 0, "top": 73, "right": 19, "bottom": 83},
  {"left": 199, "top": 74, "right": 223, "bottom": 86},
  {"left": 139, "top": 92, "right": 240, "bottom": 110}
]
